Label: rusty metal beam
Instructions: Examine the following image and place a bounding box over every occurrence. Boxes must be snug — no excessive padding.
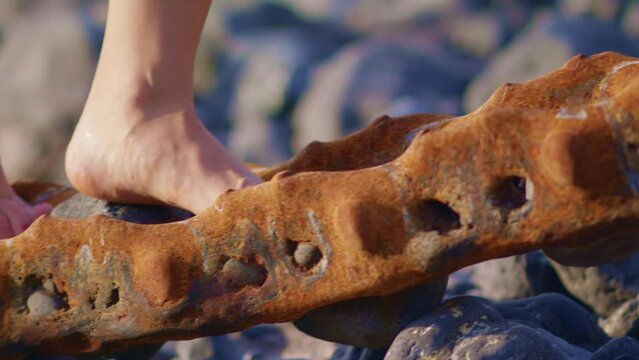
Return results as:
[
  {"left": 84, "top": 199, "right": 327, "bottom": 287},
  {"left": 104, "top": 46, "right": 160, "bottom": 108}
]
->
[{"left": 3, "top": 52, "right": 639, "bottom": 356}]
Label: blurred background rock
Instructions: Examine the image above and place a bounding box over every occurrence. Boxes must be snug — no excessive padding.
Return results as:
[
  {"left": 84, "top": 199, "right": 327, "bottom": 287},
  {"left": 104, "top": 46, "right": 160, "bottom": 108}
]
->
[{"left": 2, "top": 0, "right": 639, "bottom": 182}]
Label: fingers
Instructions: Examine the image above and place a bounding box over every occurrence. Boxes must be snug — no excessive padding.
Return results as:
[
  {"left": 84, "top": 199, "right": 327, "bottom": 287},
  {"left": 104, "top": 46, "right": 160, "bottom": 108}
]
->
[
  {"left": 32, "top": 203, "right": 53, "bottom": 218},
  {"left": 0, "top": 215, "right": 13, "bottom": 239},
  {"left": 0, "top": 199, "right": 52, "bottom": 239}
]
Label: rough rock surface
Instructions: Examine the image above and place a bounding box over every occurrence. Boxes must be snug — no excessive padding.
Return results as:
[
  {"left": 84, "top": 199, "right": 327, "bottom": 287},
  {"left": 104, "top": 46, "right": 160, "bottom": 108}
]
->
[
  {"left": 599, "top": 297, "right": 639, "bottom": 339},
  {"left": 494, "top": 293, "right": 609, "bottom": 352},
  {"left": 591, "top": 337, "right": 639, "bottom": 360},
  {"left": 293, "top": 278, "right": 447, "bottom": 348},
  {"left": 330, "top": 345, "right": 387, "bottom": 360},
  {"left": 385, "top": 296, "right": 593, "bottom": 360},
  {"left": 292, "top": 39, "right": 480, "bottom": 150},
  {"left": 464, "top": 11, "right": 639, "bottom": 112},
  {"left": 52, "top": 193, "right": 194, "bottom": 225},
  {"left": 0, "top": 2, "right": 94, "bottom": 182},
  {"left": 5, "top": 52, "right": 639, "bottom": 356},
  {"left": 466, "top": 251, "right": 568, "bottom": 301},
  {"left": 549, "top": 252, "right": 639, "bottom": 316}
]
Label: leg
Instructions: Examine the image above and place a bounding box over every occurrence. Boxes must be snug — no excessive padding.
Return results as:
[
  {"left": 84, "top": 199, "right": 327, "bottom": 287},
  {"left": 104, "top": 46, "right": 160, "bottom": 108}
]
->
[
  {"left": 0, "top": 162, "right": 51, "bottom": 239},
  {"left": 66, "top": 0, "right": 261, "bottom": 214}
]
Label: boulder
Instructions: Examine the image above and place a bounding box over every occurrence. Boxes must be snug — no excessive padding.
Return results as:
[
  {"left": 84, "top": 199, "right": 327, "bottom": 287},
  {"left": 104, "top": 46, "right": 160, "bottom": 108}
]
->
[
  {"left": 465, "top": 11, "right": 639, "bottom": 112},
  {"left": 549, "top": 253, "right": 639, "bottom": 316},
  {"left": 385, "top": 296, "right": 592, "bottom": 360}
]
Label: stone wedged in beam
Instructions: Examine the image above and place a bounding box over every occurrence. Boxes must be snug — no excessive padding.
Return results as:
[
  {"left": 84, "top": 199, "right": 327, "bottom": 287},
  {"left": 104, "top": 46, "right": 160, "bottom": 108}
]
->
[{"left": 3, "top": 51, "right": 639, "bottom": 357}]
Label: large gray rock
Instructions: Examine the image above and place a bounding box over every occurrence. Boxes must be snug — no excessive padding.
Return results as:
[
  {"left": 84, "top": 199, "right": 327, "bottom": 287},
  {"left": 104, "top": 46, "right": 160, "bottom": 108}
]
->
[
  {"left": 52, "top": 193, "right": 193, "bottom": 224},
  {"left": 0, "top": 2, "right": 94, "bottom": 182},
  {"left": 466, "top": 251, "right": 568, "bottom": 301},
  {"left": 560, "top": 0, "right": 626, "bottom": 21},
  {"left": 549, "top": 252, "right": 639, "bottom": 316},
  {"left": 222, "top": 3, "right": 356, "bottom": 164},
  {"left": 155, "top": 323, "right": 337, "bottom": 360},
  {"left": 495, "top": 294, "right": 609, "bottom": 352},
  {"left": 330, "top": 345, "right": 387, "bottom": 360},
  {"left": 465, "top": 11, "right": 639, "bottom": 112},
  {"left": 623, "top": 1, "right": 639, "bottom": 38},
  {"left": 591, "top": 337, "right": 639, "bottom": 360},
  {"left": 294, "top": 278, "right": 447, "bottom": 349},
  {"left": 599, "top": 297, "right": 639, "bottom": 339},
  {"left": 293, "top": 35, "right": 480, "bottom": 151},
  {"left": 385, "top": 296, "right": 593, "bottom": 360}
]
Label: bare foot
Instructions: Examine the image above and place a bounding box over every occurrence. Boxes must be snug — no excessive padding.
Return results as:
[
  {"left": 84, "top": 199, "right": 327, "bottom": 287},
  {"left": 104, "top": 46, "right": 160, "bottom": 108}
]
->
[
  {"left": 0, "top": 193, "right": 52, "bottom": 239},
  {"left": 66, "top": 95, "right": 262, "bottom": 214}
]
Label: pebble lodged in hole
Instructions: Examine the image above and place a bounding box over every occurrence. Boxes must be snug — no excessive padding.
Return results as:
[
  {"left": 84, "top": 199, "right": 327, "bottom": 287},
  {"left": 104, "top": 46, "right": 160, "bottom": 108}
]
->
[
  {"left": 25, "top": 276, "right": 68, "bottom": 317},
  {"left": 222, "top": 258, "right": 267, "bottom": 288},
  {"left": 286, "top": 239, "right": 323, "bottom": 271}
]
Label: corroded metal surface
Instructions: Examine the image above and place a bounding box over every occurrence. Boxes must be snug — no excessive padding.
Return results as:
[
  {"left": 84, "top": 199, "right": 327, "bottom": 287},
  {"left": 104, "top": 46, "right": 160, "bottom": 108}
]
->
[{"left": 4, "top": 52, "right": 639, "bottom": 356}]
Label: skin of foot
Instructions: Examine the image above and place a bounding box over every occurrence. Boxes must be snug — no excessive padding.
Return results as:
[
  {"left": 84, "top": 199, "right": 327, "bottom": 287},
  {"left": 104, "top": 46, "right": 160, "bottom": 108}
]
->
[
  {"left": 65, "top": 0, "right": 262, "bottom": 214},
  {"left": 66, "top": 98, "right": 262, "bottom": 214}
]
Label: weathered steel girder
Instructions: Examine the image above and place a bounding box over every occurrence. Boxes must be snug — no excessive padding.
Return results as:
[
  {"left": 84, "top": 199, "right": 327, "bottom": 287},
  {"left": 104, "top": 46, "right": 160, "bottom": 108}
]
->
[{"left": 3, "top": 52, "right": 639, "bottom": 356}]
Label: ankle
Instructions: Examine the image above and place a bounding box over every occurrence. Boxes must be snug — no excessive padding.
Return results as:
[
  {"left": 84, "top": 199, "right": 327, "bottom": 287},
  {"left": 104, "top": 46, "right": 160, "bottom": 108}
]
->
[{"left": 88, "top": 67, "right": 194, "bottom": 118}]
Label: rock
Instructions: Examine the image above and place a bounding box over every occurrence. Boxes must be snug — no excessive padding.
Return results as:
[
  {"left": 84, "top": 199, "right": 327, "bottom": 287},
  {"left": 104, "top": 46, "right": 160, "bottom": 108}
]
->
[
  {"left": 234, "top": 325, "right": 287, "bottom": 359},
  {"left": 445, "top": 268, "right": 478, "bottom": 298},
  {"left": 77, "top": 342, "right": 165, "bottom": 360},
  {"left": 465, "top": 11, "right": 639, "bottom": 112},
  {"left": 174, "top": 338, "right": 214, "bottom": 360},
  {"left": 156, "top": 323, "right": 336, "bottom": 360},
  {"left": 0, "top": 2, "right": 94, "bottom": 182},
  {"left": 385, "top": 296, "right": 592, "bottom": 360},
  {"left": 560, "top": 0, "right": 626, "bottom": 21},
  {"left": 495, "top": 293, "right": 609, "bottom": 351},
  {"left": 276, "top": 322, "right": 337, "bottom": 359},
  {"left": 222, "top": 258, "right": 267, "bottom": 288},
  {"left": 549, "top": 252, "right": 639, "bottom": 316},
  {"left": 293, "top": 37, "right": 480, "bottom": 150},
  {"left": 293, "top": 242, "right": 322, "bottom": 269},
  {"left": 330, "top": 345, "right": 387, "bottom": 360},
  {"left": 599, "top": 297, "right": 639, "bottom": 339},
  {"left": 591, "top": 337, "right": 639, "bottom": 360},
  {"left": 27, "top": 290, "right": 64, "bottom": 317},
  {"left": 446, "top": 12, "right": 505, "bottom": 58},
  {"left": 329, "top": 0, "right": 457, "bottom": 32},
  {"left": 467, "top": 251, "right": 568, "bottom": 301},
  {"left": 52, "top": 192, "right": 193, "bottom": 224},
  {"left": 294, "top": 278, "right": 447, "bottom": 348},
  {"left": 623, "top": 1, "right": 639, "bottom": 38},
  {"left": 222, "top": 3, "right": 356, "bottom": 164}
]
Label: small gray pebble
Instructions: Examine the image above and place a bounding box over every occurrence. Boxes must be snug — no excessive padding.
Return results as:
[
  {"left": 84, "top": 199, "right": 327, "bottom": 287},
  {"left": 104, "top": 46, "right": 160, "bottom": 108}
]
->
[
  {"left": 27, "top": 290, "right": 60, "bottom": 317},
  {"left": 223, "top": 259, "right": 267, "bottom": 287},
  {"left": 294, "top": 243, "right": 322, "bottom": 269}
]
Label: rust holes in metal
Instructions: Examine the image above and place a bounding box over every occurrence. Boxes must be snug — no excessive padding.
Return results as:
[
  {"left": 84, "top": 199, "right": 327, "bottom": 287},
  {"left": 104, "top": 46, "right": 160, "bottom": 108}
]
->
[
  {"left": 222, "top": 258, "right": 267, "bottom": 288},
  {"left": 88, "top": 283, "right": 119, "bottom": 310},
  {"left": 410, "top": 200, "right": 461, "bottom": 235},
  {"left": 488, "top": 176, "right": 533, "bottom": 210},
  {"left": 106, "top": 284, "right": 120, "bottom": 308},
  {"left": 287, "top": 239, "right": 322, "bottom": 271}
]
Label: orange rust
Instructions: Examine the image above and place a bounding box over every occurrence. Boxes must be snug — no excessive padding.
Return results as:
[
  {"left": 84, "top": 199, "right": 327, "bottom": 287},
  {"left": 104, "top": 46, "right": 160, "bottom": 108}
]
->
[{"left": 2, "top": 52, "right": 639, "bottom": 356}]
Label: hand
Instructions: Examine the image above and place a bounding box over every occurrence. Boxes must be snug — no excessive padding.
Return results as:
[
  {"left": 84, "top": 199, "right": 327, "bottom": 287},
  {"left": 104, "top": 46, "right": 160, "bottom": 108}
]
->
[{"left": 0, "top": 194, "right": 52, "bottom": 240}]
